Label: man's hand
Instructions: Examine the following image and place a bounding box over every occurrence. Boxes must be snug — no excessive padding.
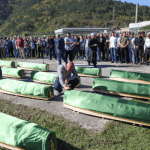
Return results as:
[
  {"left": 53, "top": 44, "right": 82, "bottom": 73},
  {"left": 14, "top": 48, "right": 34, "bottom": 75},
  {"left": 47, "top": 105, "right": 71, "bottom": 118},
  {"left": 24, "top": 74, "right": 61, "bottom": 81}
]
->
[
  {"left": 94, "top": 44, "right": 98, "bottom": 46},
  {"left": 64, "top": 86, "right": 71, "bottom": 90},
  {"left": 65, "top": 79, "right": 69, "bottom": 85},
  {"left": 144, "top": 50, "right": 146, "bottom": 53},
  {"left": 135, "top": 46, "right": 139, "bottom": 49}
]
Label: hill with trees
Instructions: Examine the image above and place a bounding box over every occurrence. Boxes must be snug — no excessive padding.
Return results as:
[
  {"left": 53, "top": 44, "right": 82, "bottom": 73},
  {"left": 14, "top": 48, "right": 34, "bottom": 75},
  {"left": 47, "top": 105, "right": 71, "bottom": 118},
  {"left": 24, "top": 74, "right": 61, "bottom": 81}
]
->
[{"left": 1, "top": 0, "right": 150, "bottom": 36}]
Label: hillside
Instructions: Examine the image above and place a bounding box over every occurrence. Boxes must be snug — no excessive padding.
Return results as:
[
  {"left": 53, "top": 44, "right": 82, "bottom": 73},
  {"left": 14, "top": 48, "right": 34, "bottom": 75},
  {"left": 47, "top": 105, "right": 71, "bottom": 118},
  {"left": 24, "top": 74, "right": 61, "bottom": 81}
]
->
[{"left": 1, "top": 0, "right": 150, "bottom": 36}]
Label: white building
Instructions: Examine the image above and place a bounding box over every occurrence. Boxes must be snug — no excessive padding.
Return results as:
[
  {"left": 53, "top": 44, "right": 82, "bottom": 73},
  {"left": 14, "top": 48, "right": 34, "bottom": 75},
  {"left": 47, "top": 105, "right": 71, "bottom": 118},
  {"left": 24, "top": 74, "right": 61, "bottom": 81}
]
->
[
  {"left": 129, "top": 21, "right": 150, "bottom": 31},
  {"left": 55, "top": 28, "right": 110, "bottom": 34}
]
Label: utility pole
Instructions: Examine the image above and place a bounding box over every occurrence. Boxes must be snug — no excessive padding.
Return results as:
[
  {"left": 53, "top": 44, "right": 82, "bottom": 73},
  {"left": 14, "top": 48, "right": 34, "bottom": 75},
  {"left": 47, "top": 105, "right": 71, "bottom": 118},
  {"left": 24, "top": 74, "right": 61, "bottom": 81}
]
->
[
  {"left": 135, "top": 3, "right": 139, "bottom": 23},
  {"left": 113, "top": 6, "right": 115, "bottom": 22}
]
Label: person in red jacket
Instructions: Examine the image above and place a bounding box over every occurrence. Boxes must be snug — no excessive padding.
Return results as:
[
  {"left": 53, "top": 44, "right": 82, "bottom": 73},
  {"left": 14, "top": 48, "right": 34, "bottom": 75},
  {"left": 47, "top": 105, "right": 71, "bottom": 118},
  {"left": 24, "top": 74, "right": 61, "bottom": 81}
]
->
[{"left": 17, "top": 35, "right": 25, "bottom": 59}]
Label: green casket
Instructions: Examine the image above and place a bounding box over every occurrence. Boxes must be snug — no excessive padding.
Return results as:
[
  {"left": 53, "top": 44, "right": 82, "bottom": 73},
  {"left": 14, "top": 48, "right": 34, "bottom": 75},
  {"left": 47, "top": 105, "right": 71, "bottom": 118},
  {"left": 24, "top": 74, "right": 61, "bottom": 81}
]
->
[
  {"left": 75, "top": 67, "right": 101, "bottom": 77},
  {"left": 17, "top": 62, "right": 49, "bottom": 72},
  {"left": 0, "top": 79, "right": 54, "bottom": 100},
  {"left": 0, "top": 112, "right": 57, "bottom": 150},
  {"left": 93, "top": 78, "right": 150, "bottom": 99},
  {"left": 1, "top": 67, "right": 25, "bottom": 78},
  {"left": 0, "top": 60, "right": 15, "bottom": 68},
  {"left": 64, "top": 90, "right": 150, "bottom": 126}
]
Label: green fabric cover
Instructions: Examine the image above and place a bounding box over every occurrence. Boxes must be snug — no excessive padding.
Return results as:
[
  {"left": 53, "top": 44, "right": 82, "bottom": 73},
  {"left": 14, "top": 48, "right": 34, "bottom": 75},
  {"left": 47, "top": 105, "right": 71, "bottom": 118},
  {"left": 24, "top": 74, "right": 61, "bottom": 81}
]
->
[
  {"left": 93, "top": 78, "right": 150, "bottom": 98},
  {"left": 64, "top": 90, "right": 150, "bottom": 123},
  {"left": 0, "top": 79, "right": 53, "bottom": 98},
  {"left": 0, "top": 112, "right": 57, "bottom": 150},
  {"left": 110, "top": 69, "right": 150, "bottom": 82},
  {"left": 0, "top": 60, "right": 15, "bottom": 68},
  {"left": 1, "top": 67, "right": 25, "bottom": 78},
  {"left": 17, "top": 62, "right": 48, "bottom": 71},
  {"left": 75, "top": 67, "right": 101, "bottom": 77},
  {"left": 31, "top": 71, "right": 57, "bottom": 84}
]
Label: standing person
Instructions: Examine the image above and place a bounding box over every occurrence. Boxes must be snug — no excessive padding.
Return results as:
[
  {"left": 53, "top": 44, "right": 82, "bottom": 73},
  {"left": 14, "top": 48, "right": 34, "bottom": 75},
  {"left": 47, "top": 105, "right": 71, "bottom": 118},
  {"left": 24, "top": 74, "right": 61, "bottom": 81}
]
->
[
  {"left": 0, "top": 37, "right": 6, "bottom": 59},
  {"left": 141, "top": 31, "right": 146, "bottom": 64},
  {"left": 9, "top": 38, "right": 14, "bottom": 57},
  {"left": 54, "top": 62, "right": 79, "bottom": 96},
  {"left": 79, "top": 35, "right": 85, "bottom": 59},
  {"left": 100, "top": 33, "right": 106, "bottom": 61},
  {"left": 144, "top": 32, "right": 150, "bottom": 66},
  {"left": 48, "top": 35, "right": 56, "bottom": 60},
  {"left": 15, "top": 37, "right": 20, "bottom": 58},
  {"left": 24, "top": 37, "right": 29, "bottom": 59},
  {"left": 56, "top": 34, "right": 67, "bottom": 65},
  {"left": 12, "top": 37, "right": 17, "bottom": 58},
  {"left": 105, "top": 34, "right": 110, "bottom": 61},
  {"left": 17, "top": 35, "right": 25, "bottom": 59},
  {"left": 29, "top": 36, "right": 36, "bottom": 59},
  {"left": 75, "top": 35, "right": 80, "bottom": 59},
  {"left": 85, "top": 35, "right": 91, "bottom": 62},
  {"left": 46, "top": 36, "right": 50, "bottom": 57},
  {"left": 109, "top": 32, "right": 117, "bottom": 63},
  {"left": 65, "top": 32, "right": 76, "bottom": 62},
  {"left": 116, "top": 33, "right": 121, "bottom": 62},
  {"left": 53, "top": 36, "right": 58, "bottom": 59},
  {"left": 96, "top": 34, "right": 100, "bottom": 62},
  {"left": 88, "top": 33, "right": 99, "bottom": 67},
  {"left": 4, "top": 38, "right": 9, "bottom": 58},
  {"left": 119, "top": 31, "right": 129, "bottom": 64},
  {"left": 36, "top": 37, "right": 43, "bottom": 58},
  {"left": 33, "top": 38, "right": 37, "bottom": 57},
  {"left": 134, "top": 32, "right": 144, "bottom": 65},
  {"left": 129, "top": 33, "right": 135, "bottom": 63}
]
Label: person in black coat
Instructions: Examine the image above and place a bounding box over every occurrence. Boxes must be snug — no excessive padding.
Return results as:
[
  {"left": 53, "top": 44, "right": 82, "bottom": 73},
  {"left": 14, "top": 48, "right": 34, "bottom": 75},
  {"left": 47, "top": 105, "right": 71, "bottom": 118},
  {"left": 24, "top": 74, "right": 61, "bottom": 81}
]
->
[
  {"left": 48, "top": 35, "right": 57, "bottom": 60},
  {"left": 88, "top": 33, "right": 99, "bottom": 67}
]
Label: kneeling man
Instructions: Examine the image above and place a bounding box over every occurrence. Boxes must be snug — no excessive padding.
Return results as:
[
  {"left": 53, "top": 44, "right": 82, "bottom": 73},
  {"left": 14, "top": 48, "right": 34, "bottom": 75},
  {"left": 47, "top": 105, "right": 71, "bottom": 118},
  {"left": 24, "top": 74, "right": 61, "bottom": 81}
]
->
[{"left": 54, "top": 62, "right": 79, "bottom": 96}]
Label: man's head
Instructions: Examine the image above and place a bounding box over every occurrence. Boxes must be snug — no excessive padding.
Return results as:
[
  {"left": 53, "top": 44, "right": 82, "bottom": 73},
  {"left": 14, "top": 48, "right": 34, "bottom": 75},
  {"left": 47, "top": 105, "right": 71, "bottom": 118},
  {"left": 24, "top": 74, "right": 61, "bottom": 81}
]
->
[
  {"left": 67, "top": 32, "right": 71, "bottom": 38},
  {"left": 147, "top": 32, "right": 150, "bottom": 38},
  {"left": 100, "top": 34, "right": 103, "bottom": 38},
  {"left": 72, "top": 35, "right": 74, "bottom": 39},
  {"left": 24, "top": 37, "right": 26, "bottom": 41},
  {"left": 17, "top": 35, "right": 20, "bottom": 39},
  {"left": 91, "top": 33, "right": 95, "bottom": 39},
  {"left": 131, "top": 33, "right": 134, "bottom": 38},
  {"left": 112, "top": 32, "right": 115, "bottom": 37},
  {"left": 123, "top": 31, "right": 126, "bottom": 37},
  {"left": 56, "top": 34, "right": 60, "bottom": 40},
  {"left": 66, "top": 62, "right": 74, "bottom": 72},
  {"left": 141, "top": 31, "right": 145, "bottom": 37},
  {"left": 138, "top": 32, "right": 141, "bottom": 37}
]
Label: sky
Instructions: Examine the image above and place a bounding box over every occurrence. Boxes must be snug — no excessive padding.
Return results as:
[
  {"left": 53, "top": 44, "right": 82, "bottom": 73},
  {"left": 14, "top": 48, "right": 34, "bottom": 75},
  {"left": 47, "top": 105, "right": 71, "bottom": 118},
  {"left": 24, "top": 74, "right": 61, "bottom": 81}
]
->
[{"left": 120, "top": 0, "right": 150, "bottom": 6}]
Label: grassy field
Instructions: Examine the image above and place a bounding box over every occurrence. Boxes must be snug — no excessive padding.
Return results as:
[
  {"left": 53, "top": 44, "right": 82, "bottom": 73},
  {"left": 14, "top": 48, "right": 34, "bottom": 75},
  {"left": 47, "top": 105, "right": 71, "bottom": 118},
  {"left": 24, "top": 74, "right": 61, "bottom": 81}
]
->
[{"left": 0, "top": 99, "right": 150, "bottom": 150}]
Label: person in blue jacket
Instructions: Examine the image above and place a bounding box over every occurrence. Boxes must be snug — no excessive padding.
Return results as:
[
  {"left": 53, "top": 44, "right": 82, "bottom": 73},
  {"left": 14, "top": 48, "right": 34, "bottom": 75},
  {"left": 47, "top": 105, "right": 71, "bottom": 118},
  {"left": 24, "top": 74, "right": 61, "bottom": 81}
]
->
[{"left": 56, "top": 34, "right": 67, "bottom": 65}]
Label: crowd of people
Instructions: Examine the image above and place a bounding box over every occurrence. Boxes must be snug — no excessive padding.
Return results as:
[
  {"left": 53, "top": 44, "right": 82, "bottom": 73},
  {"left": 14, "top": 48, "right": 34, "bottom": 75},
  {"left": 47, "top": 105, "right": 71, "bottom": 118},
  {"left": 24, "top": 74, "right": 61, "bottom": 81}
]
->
[{"left": 0, "top": 31, "right": 150, "bottom": 66}]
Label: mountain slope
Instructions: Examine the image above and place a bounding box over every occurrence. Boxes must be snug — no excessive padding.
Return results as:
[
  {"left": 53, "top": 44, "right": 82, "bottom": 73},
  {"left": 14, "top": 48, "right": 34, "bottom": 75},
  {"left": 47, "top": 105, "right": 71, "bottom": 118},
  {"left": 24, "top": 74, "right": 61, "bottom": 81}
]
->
[{"left": 0, "top": 0, "right": 150, "bottom": 36}]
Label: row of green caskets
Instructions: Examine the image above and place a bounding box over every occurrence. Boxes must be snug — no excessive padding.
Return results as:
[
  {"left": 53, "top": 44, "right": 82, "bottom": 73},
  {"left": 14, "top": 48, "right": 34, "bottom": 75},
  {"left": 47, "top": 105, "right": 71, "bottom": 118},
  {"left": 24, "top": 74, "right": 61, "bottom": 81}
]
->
[
  {"left": 63, "top": 69, "right": 150, "bottom": 127},
  {"left": 0, "top": 60, "right": 49, "bottom": 71},
  {"left": 0, "top": 60, "right": 102, "bottom": 77},
  {"left": 0, "top": 112, "right": 57, "bottom": 150}
]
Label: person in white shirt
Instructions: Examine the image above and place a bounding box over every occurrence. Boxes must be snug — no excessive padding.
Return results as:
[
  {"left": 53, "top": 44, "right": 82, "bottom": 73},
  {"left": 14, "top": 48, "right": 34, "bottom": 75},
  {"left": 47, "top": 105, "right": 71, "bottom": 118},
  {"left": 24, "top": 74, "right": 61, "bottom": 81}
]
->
[
  {"left": 129, "top": 33, "right": 135, "bottom": 63},
  {"left": 85, "top": 35, "right": 90, "bottom": 61},
  {"left": 109, "top": 32, "right": 117, "bottom": 63},
  {"left": 116, "top": 33, "right": 121, "bottom": 62},
  {"left": 144, "top": 32, "right": 150, "bottom": 65}
]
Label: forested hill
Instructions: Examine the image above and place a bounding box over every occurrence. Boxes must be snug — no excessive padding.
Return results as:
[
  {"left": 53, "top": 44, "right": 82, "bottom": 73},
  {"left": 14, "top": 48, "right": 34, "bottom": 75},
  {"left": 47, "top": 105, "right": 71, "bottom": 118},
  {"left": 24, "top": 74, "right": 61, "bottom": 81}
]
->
[{"left": 1, "top": 0, "right": 150, "bottom": 36}]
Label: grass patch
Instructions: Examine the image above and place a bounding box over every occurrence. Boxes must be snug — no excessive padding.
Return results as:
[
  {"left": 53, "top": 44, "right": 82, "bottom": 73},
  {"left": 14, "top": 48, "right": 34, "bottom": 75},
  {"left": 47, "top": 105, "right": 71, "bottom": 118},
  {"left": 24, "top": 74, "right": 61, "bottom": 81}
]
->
[{"left": 0, "top": 99, "right": 150, "bottom": 150}]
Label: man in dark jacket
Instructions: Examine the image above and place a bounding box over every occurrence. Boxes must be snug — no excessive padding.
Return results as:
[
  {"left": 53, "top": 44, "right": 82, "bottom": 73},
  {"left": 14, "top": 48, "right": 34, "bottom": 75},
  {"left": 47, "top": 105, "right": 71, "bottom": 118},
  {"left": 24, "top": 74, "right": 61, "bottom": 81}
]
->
[
  {"left": 88, "top": 33, "right": 99, "bottom": 67},
  {"left": 100, "top": 33, "right": 106, "bottom": 61},
  {"left": 56, "top": 34, "right": 67, "bottom": 65},
  {"left": 48, "top": 35, "right": 57, "bottom": 60},
  {"left": 134, "top": 32, "right": 144, "bottom": 65}
]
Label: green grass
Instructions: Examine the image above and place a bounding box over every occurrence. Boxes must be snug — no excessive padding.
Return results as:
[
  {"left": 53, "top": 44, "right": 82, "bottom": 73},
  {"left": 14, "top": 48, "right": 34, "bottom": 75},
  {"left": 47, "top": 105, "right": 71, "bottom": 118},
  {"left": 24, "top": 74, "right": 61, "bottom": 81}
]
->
[{"left": 0, "top": 99, "right": 150, "bottom": 150}]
